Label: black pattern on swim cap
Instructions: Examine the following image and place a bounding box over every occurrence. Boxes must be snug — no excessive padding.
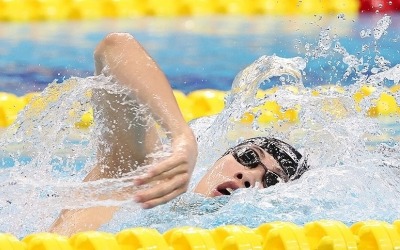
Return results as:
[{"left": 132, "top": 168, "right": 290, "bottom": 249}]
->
[{"left": 225, "top": 137, "right": 309, "bottom": 180}]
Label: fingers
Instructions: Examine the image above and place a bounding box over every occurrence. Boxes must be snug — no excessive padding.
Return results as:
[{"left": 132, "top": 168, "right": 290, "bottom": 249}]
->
[
  {"left": 134, "top": 156, "right": 192, "bottom": 186},
  {"left": 139, "top": 188, "right": 184, "bottom": 209},
  {"left": 134, "top": 172, "right": 189, "bottom": 209},
  {"left": 131, "top": 133, "right": 197, "bottom": 209}
]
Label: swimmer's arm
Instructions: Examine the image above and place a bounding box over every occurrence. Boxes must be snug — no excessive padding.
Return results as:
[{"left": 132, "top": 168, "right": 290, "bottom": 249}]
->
[
  {"left": 49, "top": 33, "right": 197, "bottom": 235},
  {"left": 93, "top": 33, "right": 198, "bottom": 208},
  {"left": 50, "top": 206, "right": 117, "bottom": 236}
]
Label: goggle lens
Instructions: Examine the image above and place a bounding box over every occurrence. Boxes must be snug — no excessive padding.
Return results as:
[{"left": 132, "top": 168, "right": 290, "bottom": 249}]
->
[
  {"left": 264, "top": 171, "right": 280, "bottom": 187},
  {"left": 235, "top": 148, "right": 259, "bottom": 168}
]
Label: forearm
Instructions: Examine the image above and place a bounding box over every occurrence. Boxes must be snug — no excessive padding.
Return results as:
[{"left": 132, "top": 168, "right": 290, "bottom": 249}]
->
[{"left": 50, "top": 206, "right": 117, "bottom": 236}]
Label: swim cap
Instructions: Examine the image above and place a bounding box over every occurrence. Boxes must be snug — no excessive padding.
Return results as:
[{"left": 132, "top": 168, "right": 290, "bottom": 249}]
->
[{"left": 226, "top": 137, "right": 309, "bottom": 180}]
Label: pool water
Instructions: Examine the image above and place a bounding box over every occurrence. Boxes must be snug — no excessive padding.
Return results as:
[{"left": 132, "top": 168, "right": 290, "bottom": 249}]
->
[
  {"left": 0, "top": 14, "right": 399, "bottom": 237},
  {"left": 1, "top": 14, "right": 399, "bottom": 94}
]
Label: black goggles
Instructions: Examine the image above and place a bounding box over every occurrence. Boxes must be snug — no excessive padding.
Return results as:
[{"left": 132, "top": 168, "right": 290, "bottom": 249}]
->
[{"left": 230, "top": 146, "right": 282, "bottom": 188}]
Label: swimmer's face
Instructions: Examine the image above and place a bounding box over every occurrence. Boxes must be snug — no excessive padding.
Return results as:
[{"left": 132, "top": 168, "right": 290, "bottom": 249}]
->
[{"left": 194, "top": 144, "right": 289, "bottom": 197}]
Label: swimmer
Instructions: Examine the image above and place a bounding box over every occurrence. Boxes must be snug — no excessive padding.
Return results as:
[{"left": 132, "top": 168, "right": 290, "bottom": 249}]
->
[{"left": 50, "top": 33, "right": 308, "bottom": 235}]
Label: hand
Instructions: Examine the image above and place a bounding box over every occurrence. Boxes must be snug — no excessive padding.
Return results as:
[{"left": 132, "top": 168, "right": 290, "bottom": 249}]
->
[{"left": 133, "top": 128, "right": 197, "bottom": 208}]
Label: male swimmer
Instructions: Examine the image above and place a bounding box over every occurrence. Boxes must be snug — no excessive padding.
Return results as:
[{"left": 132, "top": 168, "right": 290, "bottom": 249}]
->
[{"left": 50, "top": 33, "right": 308, "bottom": 235}]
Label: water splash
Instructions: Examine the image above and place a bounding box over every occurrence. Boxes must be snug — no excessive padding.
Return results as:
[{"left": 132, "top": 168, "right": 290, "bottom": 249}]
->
[
  {"left": 373, "top": 15, "right": 391, "bottom": 40},
  {"left": 195, "top": 55, "right": 306, "bottom": 157},
  {"left": 0, "top": 75, "right": 166, "bottom": 236}
]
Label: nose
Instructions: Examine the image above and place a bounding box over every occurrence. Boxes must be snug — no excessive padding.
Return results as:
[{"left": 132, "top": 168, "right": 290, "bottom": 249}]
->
[{"left": 234, "top": 172, "right": 253, "bottom": 188}]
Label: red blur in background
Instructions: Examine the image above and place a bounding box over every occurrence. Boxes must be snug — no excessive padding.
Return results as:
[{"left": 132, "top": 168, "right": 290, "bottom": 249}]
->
[{"left": 360, "top": 0, "right": 400, "bottom": 12}]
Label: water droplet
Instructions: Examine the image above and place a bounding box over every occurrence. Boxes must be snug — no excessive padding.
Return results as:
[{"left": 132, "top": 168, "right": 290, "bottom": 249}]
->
[
  {"left": 337, "top": 13, "right": 345, "bottom": 20},
  {"left": 371, "top": 67, "right": 380, "bottom": 74}
]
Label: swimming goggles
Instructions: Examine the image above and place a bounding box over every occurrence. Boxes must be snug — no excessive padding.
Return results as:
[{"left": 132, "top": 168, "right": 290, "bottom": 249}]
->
[{"left": 230, "top": 146, "right": 282, "bottom": 188}]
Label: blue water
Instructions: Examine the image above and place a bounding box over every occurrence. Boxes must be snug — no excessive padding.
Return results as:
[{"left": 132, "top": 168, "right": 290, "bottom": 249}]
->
[
  {"left": 0, "top": 14, "right": 399, "bottom": 95},
  {"left": 0, "top": 14, "right": 399, "bottom": 237}
]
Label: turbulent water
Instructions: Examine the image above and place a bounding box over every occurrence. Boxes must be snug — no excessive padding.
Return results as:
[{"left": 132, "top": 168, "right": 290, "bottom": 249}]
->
[{"left": 0, "top": 15, "right": 399, "bottom": 237}]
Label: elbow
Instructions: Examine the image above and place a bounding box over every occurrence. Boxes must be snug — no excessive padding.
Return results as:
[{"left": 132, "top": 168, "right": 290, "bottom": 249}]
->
[
  {"left": 94, "top": 32, "right": 136, "bottom": 57},
  {"left": 93, "top": 32, "right": 140, "bottom": 66}
]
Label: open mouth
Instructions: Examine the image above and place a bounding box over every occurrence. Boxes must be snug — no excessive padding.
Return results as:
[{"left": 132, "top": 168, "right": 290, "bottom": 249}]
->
[
  {"left": 218, "top": 187, "right": 235, "bottom": 195},
  {"left": 215, "top": 181, "right": 239, "bottom": 196}
]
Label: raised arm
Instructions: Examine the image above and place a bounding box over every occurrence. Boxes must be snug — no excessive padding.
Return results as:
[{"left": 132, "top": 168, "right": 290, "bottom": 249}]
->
[
  {"left": 92, "top": 33, "right": 197, "bottom": 208},
  {"left": 50, "top": 33, "right": 197, "bottom": 235}
]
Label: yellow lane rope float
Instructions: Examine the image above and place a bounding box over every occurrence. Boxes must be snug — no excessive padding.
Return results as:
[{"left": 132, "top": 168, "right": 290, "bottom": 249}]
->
[
  {"left": 0, "top": 0, "right": 362, "bottom": 21},
  {"left": 2, "top": 84, "right": 400, "bottom": 129},
  {"left": 0, "top": 85, "right": 399, "bottom": 128},
  {"left": 1, "top": 220, "right": 400, "bottom": 249}
]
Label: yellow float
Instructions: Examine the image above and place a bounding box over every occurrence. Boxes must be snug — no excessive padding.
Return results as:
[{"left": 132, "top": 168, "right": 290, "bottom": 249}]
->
[
  {"left": 367, "top": 92, "right": 399, "bottom": 117},
  {"left": 186, "top": 89, "right": 226, "bottom": 119},
  {"left": 22, "top": 233, "right": 71, "bottom": 250},
  {"left": 352, "top": 84, "right": 376, "bottom": 112},
  {"left": 117, "top": 228, "right": 169, "bottom": 249},
  {"left": 1, "top": 220, "right": 400, "bottom": 249},
  {"left": 0, "top": 0, "right": 362, "bottom": 21},
  {"left": 0, "top": 92, "right": 26, "bottom": 127},
  {"left": 173, "top": 90, "right": 195, "bottom": 122}
]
